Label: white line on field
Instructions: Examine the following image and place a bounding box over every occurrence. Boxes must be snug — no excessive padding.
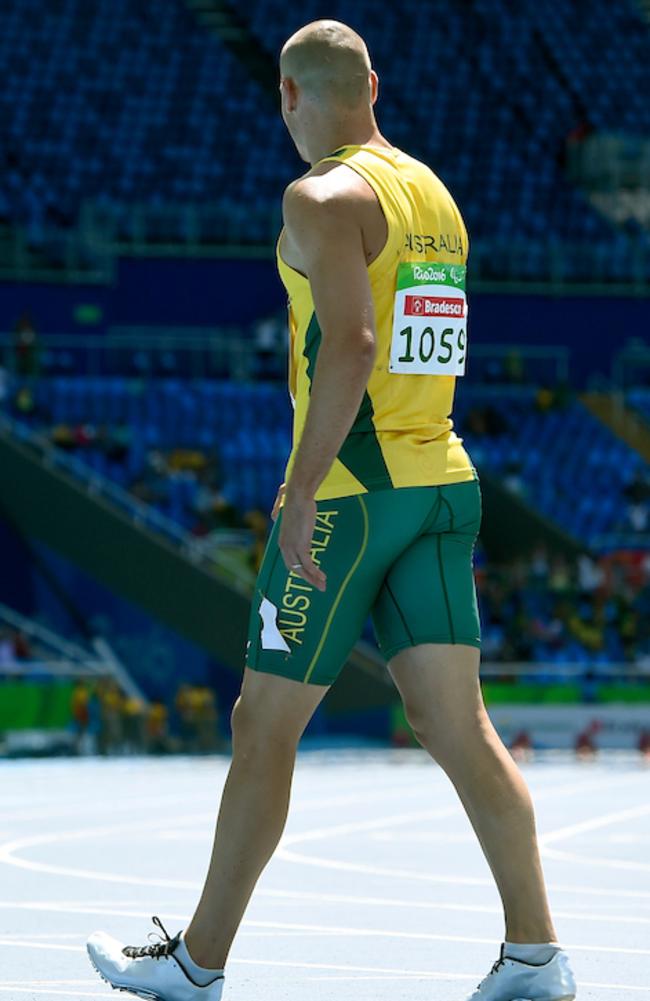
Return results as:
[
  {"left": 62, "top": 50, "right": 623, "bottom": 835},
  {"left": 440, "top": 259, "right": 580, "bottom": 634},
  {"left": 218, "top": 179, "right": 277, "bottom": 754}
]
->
[
  {"left": 1, "top": 922, "right": 649, "bottom": 957},
  {"left": 3, "top": 896, "right": 650, "bottom": 929}
]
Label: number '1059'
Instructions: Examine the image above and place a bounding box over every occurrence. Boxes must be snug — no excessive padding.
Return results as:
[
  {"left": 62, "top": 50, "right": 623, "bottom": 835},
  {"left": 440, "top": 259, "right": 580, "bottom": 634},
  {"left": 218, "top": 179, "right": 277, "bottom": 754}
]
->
[{"left": 397, "top": 325, "right": 466, "bottom": 365}]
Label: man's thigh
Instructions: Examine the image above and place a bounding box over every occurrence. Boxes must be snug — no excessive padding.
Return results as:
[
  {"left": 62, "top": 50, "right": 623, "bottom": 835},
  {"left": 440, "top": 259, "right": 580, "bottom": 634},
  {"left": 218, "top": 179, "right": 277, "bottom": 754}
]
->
[{"left": 371, "top": 479, "right": 482, "bottom": 661}]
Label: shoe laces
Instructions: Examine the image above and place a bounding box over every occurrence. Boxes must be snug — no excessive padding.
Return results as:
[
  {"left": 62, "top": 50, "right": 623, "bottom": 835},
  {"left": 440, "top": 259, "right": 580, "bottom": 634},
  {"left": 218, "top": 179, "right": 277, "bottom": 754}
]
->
[
  {"left": 474, "top": 944, "right": 507, "bottom": 990},
  {"left": 489, "top": 947, "right": 507, "bottom": 976},
  {"left": 122, "top": 916, "right": 180, "bottom": 961}
]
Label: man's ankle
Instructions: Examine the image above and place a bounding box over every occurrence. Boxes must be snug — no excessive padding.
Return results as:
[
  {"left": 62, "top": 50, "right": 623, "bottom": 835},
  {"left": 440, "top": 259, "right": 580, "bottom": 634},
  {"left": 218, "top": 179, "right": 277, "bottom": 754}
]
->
[{"left": 181, "top": 929, "right": 226, "bottom": 974}]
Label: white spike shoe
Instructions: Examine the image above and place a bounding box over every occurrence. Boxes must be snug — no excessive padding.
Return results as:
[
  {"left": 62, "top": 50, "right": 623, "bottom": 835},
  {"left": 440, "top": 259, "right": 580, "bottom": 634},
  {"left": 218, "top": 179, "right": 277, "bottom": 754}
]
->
[
  {"left": 464, "top": 943, "right": 576, "bottom": 1000},
  {"left": 87, "top": 916, "right": 224, "bottom": 1001}
]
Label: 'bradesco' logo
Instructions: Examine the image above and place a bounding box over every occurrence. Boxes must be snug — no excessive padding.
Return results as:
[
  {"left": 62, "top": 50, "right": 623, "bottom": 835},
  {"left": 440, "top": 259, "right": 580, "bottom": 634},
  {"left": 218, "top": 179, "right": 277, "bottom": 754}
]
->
[{"left": 404, "top": 295, "right": 466, "bottom": 317}]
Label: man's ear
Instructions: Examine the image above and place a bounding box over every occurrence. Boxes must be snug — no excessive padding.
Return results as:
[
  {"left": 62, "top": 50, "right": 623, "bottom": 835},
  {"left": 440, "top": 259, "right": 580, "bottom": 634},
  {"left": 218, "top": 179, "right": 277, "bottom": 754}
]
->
[
  {"left": 281, "top": 75, "right": 299, "bottom": 112},
  {"left": 369, "top": 70, "right": 379, "bottom": 106}
]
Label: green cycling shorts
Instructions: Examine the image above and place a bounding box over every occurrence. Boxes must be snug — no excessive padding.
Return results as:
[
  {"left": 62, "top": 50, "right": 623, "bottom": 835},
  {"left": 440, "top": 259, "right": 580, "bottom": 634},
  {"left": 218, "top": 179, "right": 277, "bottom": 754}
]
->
[{"left": 246, "top": 479, "right": 482, "bottom": 687}]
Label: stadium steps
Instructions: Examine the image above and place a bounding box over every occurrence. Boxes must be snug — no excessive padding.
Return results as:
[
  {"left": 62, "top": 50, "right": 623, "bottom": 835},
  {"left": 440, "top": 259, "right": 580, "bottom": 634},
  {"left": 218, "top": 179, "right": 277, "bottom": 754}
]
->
[
  {"left": 478, "top": 469, "right": 584, "bottom": 561},
  {"left": 581, "top": 392, "right": 650, "bottom": 464},
  {"left": 0, "top": 418, "right": 251, "bottom": 674},
  {"left": 0, "top": 417, "right": 392, "bottom": 710},
  {"left": 183, "top": 0, "right": 278, "bottom": 100}
]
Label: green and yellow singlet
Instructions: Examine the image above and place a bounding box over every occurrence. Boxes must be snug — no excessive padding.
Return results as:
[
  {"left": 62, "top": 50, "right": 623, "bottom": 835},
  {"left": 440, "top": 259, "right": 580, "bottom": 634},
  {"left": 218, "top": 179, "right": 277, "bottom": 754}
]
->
[{"left": 277, "top": 144, "right": 475, "bottom": 502}]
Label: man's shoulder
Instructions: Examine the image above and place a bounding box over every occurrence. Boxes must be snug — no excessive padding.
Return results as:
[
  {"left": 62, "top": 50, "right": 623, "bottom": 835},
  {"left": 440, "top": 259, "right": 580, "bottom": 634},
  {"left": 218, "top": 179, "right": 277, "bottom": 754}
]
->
[{"left": 284, "top": 161, "right": 375, "bottom": 219}]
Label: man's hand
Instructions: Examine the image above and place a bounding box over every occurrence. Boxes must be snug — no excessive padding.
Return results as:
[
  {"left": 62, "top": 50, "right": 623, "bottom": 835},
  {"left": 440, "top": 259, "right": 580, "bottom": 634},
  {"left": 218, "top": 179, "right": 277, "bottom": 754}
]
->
[{"left": 279, "top": 488, "right": 327, "bottom": 592}]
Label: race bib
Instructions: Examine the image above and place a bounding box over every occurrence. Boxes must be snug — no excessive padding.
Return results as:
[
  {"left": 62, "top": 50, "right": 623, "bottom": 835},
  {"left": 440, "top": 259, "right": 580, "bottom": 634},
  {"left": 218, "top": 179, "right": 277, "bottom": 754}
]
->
[{"left": 389, "top": 261, "right": 467, "bottom": 376}]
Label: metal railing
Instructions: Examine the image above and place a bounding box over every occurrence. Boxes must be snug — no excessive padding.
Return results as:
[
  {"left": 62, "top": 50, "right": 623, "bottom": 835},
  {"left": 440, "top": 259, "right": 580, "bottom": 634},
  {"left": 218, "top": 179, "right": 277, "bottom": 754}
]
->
[
  {"left": 5, "top": 198, "right": 648, "bottom": 291},
  {"left": 0, "top": 328, "right": 269, "bottom": 381},
  {"left": 613, "top": 343, "right": 650, "bottom": 393},
  {"left": 0, "top": 330, "right": 569, "bottom": 384},
  {"left": 566, "top": 133, "right": 650, "bottom": 191},
  {"left": 0, "top": 413, "right": 256, "bottom": 594}
]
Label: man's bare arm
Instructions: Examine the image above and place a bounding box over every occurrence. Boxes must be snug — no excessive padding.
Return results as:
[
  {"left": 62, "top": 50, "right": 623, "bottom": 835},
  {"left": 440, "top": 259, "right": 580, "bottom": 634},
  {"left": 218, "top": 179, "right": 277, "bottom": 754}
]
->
[
  {"left": 283, "top": 180, "right": 377, "bottom": 502},
  {"left": 275, "top": 179, "right": 377, "bottom": 589}
]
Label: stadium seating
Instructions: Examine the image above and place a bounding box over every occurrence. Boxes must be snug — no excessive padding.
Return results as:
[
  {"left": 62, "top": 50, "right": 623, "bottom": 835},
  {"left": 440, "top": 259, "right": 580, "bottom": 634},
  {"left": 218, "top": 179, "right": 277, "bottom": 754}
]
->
[
  {"left": 454, "top": 386, "right": 648, "bottom": 546},
  {"left": 1, "top": 0, "right": 648, "bottom": 278},
  {"left": 629, "top": 388, "right": 650, "bottom": 426},
  {"left": 5, "top": 374, "right": 646, "bottom": 547},
  {"left": 27, "top": 375, "right": 292, "bottom": 520}
]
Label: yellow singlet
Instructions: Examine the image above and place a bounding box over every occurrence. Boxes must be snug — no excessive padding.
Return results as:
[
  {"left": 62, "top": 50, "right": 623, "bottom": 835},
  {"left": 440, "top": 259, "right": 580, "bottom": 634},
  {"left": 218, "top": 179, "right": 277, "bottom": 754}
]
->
[{"left": 277, "top": 144, "right": 475, "bottom": 502}]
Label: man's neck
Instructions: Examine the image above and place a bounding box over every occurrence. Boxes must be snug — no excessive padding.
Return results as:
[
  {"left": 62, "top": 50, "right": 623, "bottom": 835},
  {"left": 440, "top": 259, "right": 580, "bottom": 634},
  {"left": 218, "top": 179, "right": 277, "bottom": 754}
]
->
[{"left": 307, "top": 121, "right": 389, "bottom": 166}]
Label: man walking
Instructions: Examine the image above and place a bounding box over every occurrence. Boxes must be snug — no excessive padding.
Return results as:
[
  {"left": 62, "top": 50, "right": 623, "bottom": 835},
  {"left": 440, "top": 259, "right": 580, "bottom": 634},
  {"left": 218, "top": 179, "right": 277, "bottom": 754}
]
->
[{"left": 88, "top": 20, "right": 576, "bottom": 1001}]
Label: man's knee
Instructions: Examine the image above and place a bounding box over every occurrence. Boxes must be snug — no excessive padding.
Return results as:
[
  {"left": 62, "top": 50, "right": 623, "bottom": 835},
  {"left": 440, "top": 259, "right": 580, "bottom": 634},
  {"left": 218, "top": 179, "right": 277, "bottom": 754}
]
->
[
  {"left": 230, "top": 690, "right": 302, "bottom": 759},
  {"left": 403, "top": 696, "right": 489, "bottom": 761}
]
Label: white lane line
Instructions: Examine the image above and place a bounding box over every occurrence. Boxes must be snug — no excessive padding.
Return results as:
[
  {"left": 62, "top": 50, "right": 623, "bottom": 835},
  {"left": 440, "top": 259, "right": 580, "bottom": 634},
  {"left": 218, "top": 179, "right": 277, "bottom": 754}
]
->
[
  {"left": 0, "top": 814, "right": 212, "bottom": 890},
  {"left": 4, "top": 895, "right": 650, "bottom": 930},
  {"left": 0, "top": 982, "right": 101, "bottom": 987},
  {"left": 243, "top": 921, "right": 650, "bottom": 956},
  {"left": 539, "top": 803, "right": 650, "bottom": 846},
  {"left": 539, "top": 802, "right": 650, "bottom": 873},
  {"left": 276, "top": 772, "right": 650, "bottom": 891},
  {"left": 0, "top": 781, "right": 438, "bottom": 826},
  {"left": 544, "top": 844, "right": 650, "bottom": 873},
  {"left": 280, "top": 807, "right": 460, "bottom": 846},
  {"left": 0, "top": 991, "right": 109, "bottom": 998},
  {"left": 0, "top": 793, "right": 219, "bottom": 826},
  {"left": 0, "top": 769, "right": 645, "bottom": 895},
  {"left": 275, "top": 845, "right": 650, "bottom": 901},
  {"left": 255, "top": 887, "right": 650, "bottom": 925},
  {"left": 2, "top": 922, "right": 650, "bottom": 958},
  {"left": 0, "top": 800, "right": 459, "bottom": 890},
  {"left": 0, "top": 941, "right": 83, "bottom": 953},
  {"left": 0, "top": 933, "right": 85, "bottom": 940}
]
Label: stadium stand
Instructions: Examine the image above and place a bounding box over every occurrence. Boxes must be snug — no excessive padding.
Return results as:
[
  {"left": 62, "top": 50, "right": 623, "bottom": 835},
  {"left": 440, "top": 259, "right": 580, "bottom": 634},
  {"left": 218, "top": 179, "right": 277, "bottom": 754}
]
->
[
  {"left": 1, "top": 0, "right": 648, "bottom": 281},
  {"left": 4, "top": 372, "right": 649, "bottom": 551}
]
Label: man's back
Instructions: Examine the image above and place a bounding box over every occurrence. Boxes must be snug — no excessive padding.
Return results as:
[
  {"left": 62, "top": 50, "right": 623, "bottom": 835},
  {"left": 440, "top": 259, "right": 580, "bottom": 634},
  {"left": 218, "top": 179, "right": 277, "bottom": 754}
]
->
[{"left": 278, "top": 143, "right": 474, "bottom": 501}]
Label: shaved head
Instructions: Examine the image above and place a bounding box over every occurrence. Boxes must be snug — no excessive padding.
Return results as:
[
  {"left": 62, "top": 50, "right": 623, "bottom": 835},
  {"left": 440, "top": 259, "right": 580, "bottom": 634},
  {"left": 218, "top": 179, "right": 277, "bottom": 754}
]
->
[{"left": 281, "top": 20, "right": 372, "bottom": 109}]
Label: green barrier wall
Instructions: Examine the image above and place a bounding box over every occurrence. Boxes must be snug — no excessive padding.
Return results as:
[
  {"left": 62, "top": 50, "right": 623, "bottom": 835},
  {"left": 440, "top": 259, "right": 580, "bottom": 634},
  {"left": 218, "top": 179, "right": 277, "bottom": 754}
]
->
[
  {"left": 0, "top": 681, "right": 73, "bottom": 730},
  {"left": 596, "top": 684, "right": 650, "bottom": 703},
  {"left": 481, "top": 682, "right": 582, "bottom": 704}
]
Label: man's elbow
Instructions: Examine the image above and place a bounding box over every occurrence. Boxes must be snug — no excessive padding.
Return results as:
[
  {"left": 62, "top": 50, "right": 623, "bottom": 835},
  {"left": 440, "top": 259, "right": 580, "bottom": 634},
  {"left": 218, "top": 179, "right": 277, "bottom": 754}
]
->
[{"left": 354, "top": 329, "right": 376, "bottom": 369}]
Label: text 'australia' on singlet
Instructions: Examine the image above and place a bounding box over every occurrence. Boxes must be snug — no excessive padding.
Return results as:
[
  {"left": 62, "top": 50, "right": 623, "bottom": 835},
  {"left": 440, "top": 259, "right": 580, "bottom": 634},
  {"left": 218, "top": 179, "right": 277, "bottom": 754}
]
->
[{"left": 277, "top": 144, "right": 475, "bottom": 502}]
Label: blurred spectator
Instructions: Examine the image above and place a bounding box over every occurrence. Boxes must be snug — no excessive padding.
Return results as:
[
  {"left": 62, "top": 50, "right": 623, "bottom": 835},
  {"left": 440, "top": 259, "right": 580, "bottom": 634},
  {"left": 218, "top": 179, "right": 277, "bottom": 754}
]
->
[
  {"left": 71, "top": 680, "right": 92, "bottom": 753},
  {"left": 195, "top": 686, "right": 220, "bottom": 753},
  {"left": 476, "top": 543, "right": 650, "bottom": 665},
  {"left": 503, "top": 459, "right": 526, "bottom": 497},
  {"left": 0, "top": 365, "right": 8, "bottom": 406},
  {"left": 102, "top": 424, "right": 132, "bottom": 464},
  {"left": 626, "top": 502, "right": 649, "bottom": 534},
  {"left": 0, "top": 629, "right": 13, "bottom": 666},
  {"left": 577, "top": 554, "right": 604, "bottom": 593},
  {"left": 97, "top": 680, "right": 124, "bottom": 755},
  {"left": 503, "top": 350, "right": 525, "bottom": 384},
  {"left": 530, "top": 544, "right": 550, "bottom": 584},
  {"left": 146, "top": 701, "right": 170, "bottom": 754},
  {"left": 192, "top": 466, "right": 240, "bottom": 533},
  {"left": 122, "top": 696, "right": 147, "bottom": 754},
  {"left": 465, "top": 404, "right": 509, "bottom": 437},
  {"left": 12, "top": 312, "right": 39, "bottom": 377},
  {"left": 622, "top": 472, "right": 650, "bottom": 534},
  {"left": 12, "top": 384, "right": 36, "bottom": 417},
  {"left": 253, "top": 314, "right": 285, "bottom": 379},
  {"left": 12, "top": 630, "right": 32, "bottom": 660},
  {"left": 244, "top": 509, "right": 270, "bottom": 573},
  {"left": 535, "top": 384, "right": 570, "bottom": 413},
  {"left": 175, "top": 684, "right": 221, "bottom": 753}
]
